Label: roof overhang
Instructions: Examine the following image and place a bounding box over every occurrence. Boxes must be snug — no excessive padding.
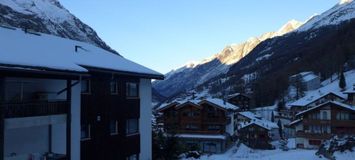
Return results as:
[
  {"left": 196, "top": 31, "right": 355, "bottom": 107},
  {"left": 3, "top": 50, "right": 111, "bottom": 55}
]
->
[
  {"left": 0, "top": 63, "right": 88, "bottom": 80},
  {"left": 175, "top": 101, "right": 202, "bottom": 110},
  {"left": 199, "top": 100, "right": 228, "bottom": 111},
  {"left": 81, "top": 65, "right": 164, "bottom": 80}
]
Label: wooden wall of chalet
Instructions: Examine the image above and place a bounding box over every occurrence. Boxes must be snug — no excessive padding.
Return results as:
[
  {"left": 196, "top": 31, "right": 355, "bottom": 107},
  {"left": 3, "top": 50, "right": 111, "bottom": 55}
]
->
[
  {"left": 161, "top": 103, "right": 228, "bottom": 135},
  {"left": 239, "top": 124, "right": 272, "bottom": 149},
  {"left": 228, "top": 95, "right": 251, "bottom": 111},
  {"left": 299, "top": 103, "right": 355, "bottom": 140},
  {"left": 81, "top": 72, "right": 140, "bottom": 160}
]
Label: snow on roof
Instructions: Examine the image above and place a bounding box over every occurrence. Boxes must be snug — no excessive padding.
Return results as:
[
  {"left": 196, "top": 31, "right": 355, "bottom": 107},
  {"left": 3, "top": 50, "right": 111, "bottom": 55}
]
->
[
  {"left": 238, "top": 111, "right": 259, "bottom": 120},
  {"left": 0, "top": 27, "right": 163, "bottom": 78},
  {"left": 157, "top": 99, "right": 200, "bottom": 111},
  {"left": 288, "top": 119, "right": 302, "bottom": 126},
  {"left": 290, "top": 71, "right": 318, "bottom": 82},
  {"left": 201, "top": 98, "right": 239, "bottom": 110},
  {"left": 227, "top": 93, "right": 250, "bottom": 99},
  {"left": 175, "top": 134, "right": 227, "bottom": 140},
  {"left": 344, "top": 85, "right": 355, "bottom": 94},
  {"left": 242, "top": 119, "right": 279, "bottom": 130},
  {"left": 302, "top": 74, "right": 318, "bottom": 82},
  {"left": 288, "top": 70, "right": 355, "bottom": 109},
  {"left": 157, "top": 98, "right": 239, "bottom": 111},
  {"left": 289, "top": 91, "right": 344, "bottom": 107},
  {"left": 296, "top": 101, "right": 355, "bottom": 116},
  {"left": 238, "top": 111, "right": 278, "bottom": 130}
]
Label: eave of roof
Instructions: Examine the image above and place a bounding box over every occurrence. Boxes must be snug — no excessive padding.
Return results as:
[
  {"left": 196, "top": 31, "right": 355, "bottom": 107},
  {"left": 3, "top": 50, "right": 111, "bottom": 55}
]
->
[{"left": 296, "top": 101, "right": 355, "bottom": 117}]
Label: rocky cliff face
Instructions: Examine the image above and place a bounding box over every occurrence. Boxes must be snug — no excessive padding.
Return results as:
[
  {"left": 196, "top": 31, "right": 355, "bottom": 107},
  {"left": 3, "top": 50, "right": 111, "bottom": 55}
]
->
[{"left": 0, "top": 0, "right": 118, "bottom": 54}]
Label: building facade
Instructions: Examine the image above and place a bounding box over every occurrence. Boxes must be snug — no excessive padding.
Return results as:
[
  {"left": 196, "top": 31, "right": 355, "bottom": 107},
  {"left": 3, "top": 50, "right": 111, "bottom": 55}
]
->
[
  {"left": 0, "top": 26, "right": 163, "bottom": 160},
  {"left": 227, "top": 93, "right": 251, "bottom": 111},
  {"left": 293, "top": 101, "right": 355, "bottom": 149},
  {"left": 158, "top": 99, "right": 238, "bottom": 153}
]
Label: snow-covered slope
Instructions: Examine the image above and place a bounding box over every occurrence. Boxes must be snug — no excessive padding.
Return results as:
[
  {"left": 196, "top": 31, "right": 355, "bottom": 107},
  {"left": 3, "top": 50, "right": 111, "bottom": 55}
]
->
[
  {"left": 298, "top": 0, "right": 355, "bottom": 32},
  {"left": 287, "top": 70, "right": 355, "bottom": 107},
  {"left": 0, "top": 0, "right": 117, "bottom": 54},
  {"left": 153, "top": 20, "right": 303, "bottom": 98}
]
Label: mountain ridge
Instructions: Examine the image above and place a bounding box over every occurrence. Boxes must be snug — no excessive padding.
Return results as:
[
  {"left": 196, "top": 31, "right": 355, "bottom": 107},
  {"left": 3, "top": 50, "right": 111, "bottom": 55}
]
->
[
  {"left": 0, "top": 0, "right": 118, "bottom": 54},
  {"left": 153, "top": 20, "right": 303, "bottom": 98}
]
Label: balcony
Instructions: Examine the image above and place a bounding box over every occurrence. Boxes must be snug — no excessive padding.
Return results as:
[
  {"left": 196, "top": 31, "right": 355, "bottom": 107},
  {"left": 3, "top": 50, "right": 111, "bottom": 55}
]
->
[
  {"left": 0, "top": 101, "right": 69, "bottom": 118},
  {"left": 296, "top": 131, "right": 332, "bottom": 139}
]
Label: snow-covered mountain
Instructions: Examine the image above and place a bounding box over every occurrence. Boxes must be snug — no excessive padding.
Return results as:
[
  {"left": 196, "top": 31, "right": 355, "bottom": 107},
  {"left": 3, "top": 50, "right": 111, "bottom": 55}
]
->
[
  {"left": 153, "top": 20, "right": 303, "bottom": 98},
  {"left": 0, "top": 0, "right": 117, "bottom": 54},
  {"left": 298, "top": 0, "right": 355, "bottom": 32}
]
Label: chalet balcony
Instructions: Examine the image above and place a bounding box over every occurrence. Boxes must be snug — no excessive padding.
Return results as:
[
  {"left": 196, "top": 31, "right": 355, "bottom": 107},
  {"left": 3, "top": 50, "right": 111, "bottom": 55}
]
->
[
  {"left": 0, "top": 101, "right": 69, "bottom": 118},
  {"left": 296, "top": 131, "right": 332, "bottom": 139},
  {"left": 302, "top": 119, "right": 331, "bottom": 125},
  {"left": 203, "top": 117, "right": 228, "bottom": 124}
]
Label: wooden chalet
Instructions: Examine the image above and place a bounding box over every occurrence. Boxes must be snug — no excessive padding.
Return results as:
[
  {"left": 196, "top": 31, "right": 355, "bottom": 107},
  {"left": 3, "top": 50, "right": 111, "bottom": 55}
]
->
[
  {"left": 227, "top": 93, "right": 252, "bottom": 111},
  {"left": 292, "top": 100, "right": 355, "bottom": 149},
  {"left": 157, "top": 98, "right": 239, "bottom": 153}
]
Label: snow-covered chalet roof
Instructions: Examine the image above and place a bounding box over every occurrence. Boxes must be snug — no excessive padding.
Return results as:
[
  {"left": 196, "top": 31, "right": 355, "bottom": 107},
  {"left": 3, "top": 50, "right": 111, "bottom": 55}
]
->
[
  {"left": 0, "top": 26, "right": 163, "bottom": 79},
  {"left": 238, "top": 111, "right": 261, "bottom": 120},
  {"left": 289, "top": 91, "right": 345, "bottom": 107},
  {"left": 241, "top": 119, "right": 279, "bottom": 131},
  {"left": 200, "top": 98, "right": 239, "bottom": 110},
  {"left": 157, "top": 98, "right": 239, "bottom": 111},
  {"left": 296, "top": 101, "right": 355, "bottom": 117}
]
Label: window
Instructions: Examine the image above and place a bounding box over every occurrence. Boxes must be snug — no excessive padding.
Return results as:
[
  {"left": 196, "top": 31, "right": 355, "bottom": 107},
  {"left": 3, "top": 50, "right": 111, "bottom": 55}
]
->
[
  {"left": 310, "top": 112, "right": 320, "bottom": 120},
  {"left": 126, "top": 82, "right": 139, "bottom": 98},
  {"left": 126, "top": 119, "right": 139, "bottom": 135},
  {"left": 337, "top": 112, "right": 350, "bottom": 120},
  {"left": 185, "top": 124, "right": 199, "bottom": 130},
  {"left": 309, "top": 140, "right": 321, "bottom": 145},
  {"left": 203, "top": 143, "right": 217, "bottom": 153},
  {"left": 321, "top": 111, "right": 330, "bottom": 120},
  {"left": 81, "top": 80, "right": 91, "bottom": 94},
  {"left": 110, "top": 120, "right": 118, "bottom": 135},
  {"left": 126, "top": 154, "right": 138, "bottom": 160},
  {"left": 81, "top": 124, "right": 91, "bottom": 140},
  {"left": 207, "top": 125, "right": 221, "bottom": 130},
  {"left": 110, "top": 80, "right": 118, "bottom": 95}
]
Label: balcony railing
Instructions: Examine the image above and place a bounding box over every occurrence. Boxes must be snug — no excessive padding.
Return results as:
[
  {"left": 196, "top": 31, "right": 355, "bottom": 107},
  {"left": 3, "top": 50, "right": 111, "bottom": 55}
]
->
[
  {"left": 0, "top": 101, "right": 69, "bottom": 118},
  {"left": 296, "top": 131, "right": 332, "bottom": 139}
]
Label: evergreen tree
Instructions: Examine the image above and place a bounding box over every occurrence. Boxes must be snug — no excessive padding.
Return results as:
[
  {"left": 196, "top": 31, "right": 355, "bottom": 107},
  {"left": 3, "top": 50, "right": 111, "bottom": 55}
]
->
[
  {"left": 277, "top": 119, "right": 283, "bottom": 139},
  {"left": 271, "top": 111, "right": 275, "bottom": 122},
  {"left": 339, "top": 70, "right": 346, "bottom": 91}
]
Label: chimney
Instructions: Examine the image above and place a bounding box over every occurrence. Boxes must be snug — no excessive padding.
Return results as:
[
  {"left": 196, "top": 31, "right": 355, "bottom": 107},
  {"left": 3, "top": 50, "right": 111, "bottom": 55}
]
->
[{"left": 75, "top": 45, "right": 79, "bottom": 52}]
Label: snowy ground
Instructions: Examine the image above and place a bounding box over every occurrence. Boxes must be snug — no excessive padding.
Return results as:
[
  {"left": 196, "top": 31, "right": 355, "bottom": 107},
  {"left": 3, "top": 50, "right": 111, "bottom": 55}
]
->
[{"left": 183, "top": 139, "right": 355, "bottom": 160}]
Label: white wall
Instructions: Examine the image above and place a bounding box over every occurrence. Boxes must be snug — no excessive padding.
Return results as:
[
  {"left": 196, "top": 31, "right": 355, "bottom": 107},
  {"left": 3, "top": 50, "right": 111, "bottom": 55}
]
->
[
  {"left": 225, "top": 112, "right": 235, "bottom": 136},
  {"left": 71, "top": 80, "right": 81, "bottom": 160},
  {"left": 139, "top": 79, "right": 152, "bottom": 160},
  {"left": 51, "top": 123, "right": 66, "bottom": 154},
  {"left": 4, "top": 125, "right": 49, "bottom": 157}
]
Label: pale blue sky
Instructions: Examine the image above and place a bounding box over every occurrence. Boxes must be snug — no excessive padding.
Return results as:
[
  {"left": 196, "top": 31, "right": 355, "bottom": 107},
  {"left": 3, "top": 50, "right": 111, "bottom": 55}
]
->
[{"left": 60, "top": 0, "right": 338, "bottom": 74}]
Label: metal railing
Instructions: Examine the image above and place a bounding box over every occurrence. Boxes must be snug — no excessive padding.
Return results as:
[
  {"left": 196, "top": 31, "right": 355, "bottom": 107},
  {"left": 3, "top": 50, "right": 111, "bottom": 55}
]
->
[{"left": 0, "top": 101, "right": 69, "bottom": 118}]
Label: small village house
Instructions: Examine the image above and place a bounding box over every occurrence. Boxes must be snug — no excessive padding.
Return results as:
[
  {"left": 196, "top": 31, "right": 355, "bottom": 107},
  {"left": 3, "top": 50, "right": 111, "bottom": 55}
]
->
[
  {"left": 291, "top": 90, "right": 355, "bottom": 149},
  {"left": 157, "top": 98, "right": 239, "bottom": 153}
]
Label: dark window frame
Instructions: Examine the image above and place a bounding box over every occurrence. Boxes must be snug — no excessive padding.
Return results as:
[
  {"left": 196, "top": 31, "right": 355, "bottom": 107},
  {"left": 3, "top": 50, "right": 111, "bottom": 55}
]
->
[
  {"left": 126, "top": 82, "right": 139, "bottom": 98},
  {"left": 81, "top": 79, "right": 91, "bottom": 94},
  {"left": 110, "top": 80, "right": 119, "bottom": 95},
  {"left": 126, "top": 118, "right": 139, "bottom": 136},
  {"left": 110, "top": 120, "right": 119, "bottom": 135},
  {"left": 81, "top": 124, "right": 91, "bottom": 141}
]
